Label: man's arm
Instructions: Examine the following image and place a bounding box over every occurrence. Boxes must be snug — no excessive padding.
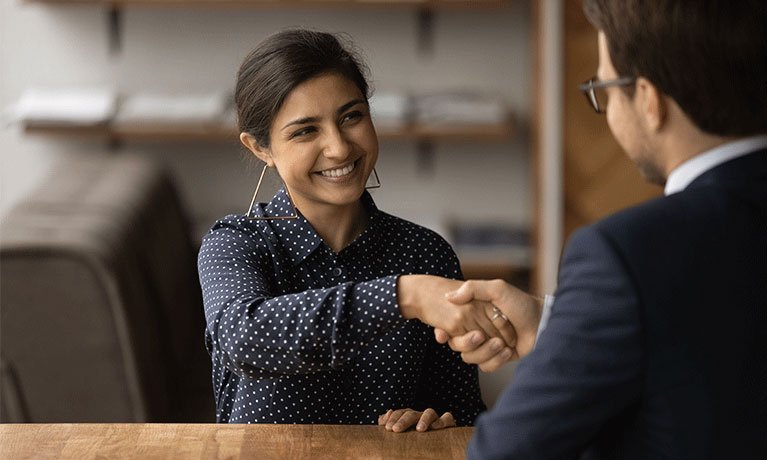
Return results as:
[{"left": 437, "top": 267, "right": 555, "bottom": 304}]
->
[{"left": 467, "top": 226, "right": 643, "bottom": 459}]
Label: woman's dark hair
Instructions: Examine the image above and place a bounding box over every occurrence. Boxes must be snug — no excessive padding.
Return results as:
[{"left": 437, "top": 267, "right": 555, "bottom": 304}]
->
[
  {"left": 583, "top": 0, "right": 767, "bottom": 137},
  {"left": 235, "top": 29, "right": 371, "bottom": 148}
]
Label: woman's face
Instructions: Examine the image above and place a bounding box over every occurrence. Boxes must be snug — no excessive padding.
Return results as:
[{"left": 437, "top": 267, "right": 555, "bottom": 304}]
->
[{"left": 250, "top": 73, "right": 378, "bottom": 213}]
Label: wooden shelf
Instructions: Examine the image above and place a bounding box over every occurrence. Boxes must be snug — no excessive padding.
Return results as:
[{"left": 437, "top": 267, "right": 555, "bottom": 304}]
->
[
  {"left": 23, "top": 119, "right": 516, "bottom": 143},
  {"left": 24, "top": 0, "right": 512, "bottom": 9}
]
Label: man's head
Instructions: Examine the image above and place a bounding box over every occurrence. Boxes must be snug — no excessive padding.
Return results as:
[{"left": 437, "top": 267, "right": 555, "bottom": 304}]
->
[{"left": 583, "top": 0, "right": 767, "bottom": 184}]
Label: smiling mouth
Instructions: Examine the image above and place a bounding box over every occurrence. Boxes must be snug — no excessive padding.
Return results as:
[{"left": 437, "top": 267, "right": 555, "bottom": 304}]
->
[{"left": 319, "top": 159, "right": 358, "bottom": 177}]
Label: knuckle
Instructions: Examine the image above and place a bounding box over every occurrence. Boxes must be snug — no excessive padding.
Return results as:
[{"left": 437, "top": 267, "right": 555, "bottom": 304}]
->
[{"left": 490, "top": 279, "right": 505, "bottom": 290}]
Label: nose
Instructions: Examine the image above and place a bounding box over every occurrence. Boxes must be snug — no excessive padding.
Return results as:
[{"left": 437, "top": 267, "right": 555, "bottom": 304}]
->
[{"left": 322, "top": 126, "right": 352, "bottom": 161}]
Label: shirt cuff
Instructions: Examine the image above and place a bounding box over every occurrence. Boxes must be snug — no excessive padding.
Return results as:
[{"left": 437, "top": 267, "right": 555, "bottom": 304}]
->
[{"left": 534, "top": 294, "right": 555, "bottom": 345}]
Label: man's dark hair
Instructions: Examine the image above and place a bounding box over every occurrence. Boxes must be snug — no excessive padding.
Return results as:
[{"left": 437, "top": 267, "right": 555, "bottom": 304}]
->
[
  {"left": 583, "top": 0, "right": 767, "bottom": 137},
  {"left": 235, "top": 29, "right": 370, "bottom": 148}
]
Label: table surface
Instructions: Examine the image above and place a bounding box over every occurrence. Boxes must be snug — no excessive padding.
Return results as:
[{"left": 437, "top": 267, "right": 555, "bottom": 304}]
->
[{"left": 0, "top": 424, "right": 474, "bottom": 460}]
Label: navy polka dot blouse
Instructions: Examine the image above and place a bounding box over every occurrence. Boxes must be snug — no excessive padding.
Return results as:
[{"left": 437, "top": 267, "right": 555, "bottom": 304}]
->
[{"left": 198, "top": 187, "right": 486, "bottom": 425}]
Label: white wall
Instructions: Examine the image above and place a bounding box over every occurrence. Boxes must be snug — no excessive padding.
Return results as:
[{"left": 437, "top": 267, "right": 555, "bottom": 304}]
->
[{"left": 0, "top": 0, "right": 532, "bottom": 409}]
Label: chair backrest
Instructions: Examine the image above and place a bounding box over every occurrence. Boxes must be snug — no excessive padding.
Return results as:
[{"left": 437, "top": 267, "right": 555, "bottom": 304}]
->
[{"left": 0, "top": 154, "right": 212, "bottom": 422}]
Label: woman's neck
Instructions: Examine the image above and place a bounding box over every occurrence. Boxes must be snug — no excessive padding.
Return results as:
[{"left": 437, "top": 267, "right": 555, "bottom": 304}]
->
[{"left": 295, "top": 197, "right": 368, "bottom": 254}]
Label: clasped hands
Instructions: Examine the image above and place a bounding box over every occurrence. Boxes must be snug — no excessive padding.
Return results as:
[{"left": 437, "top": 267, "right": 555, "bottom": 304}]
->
[
  {"left": 380, "top": 276, "right": 542, "bottom": 433},
  {"left": 398, "top": 275, "right": 544, "bottom": 372}
]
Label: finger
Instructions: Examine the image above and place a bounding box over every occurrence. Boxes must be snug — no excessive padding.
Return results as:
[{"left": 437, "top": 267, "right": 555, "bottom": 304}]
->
[
  {"left": 470, "top": 304, "right": 507, "bottom": 345},
  {"left": 447, "top": 279, "right": 508, "bottom": 305},
  {"left": 430, "top": 412, "right": 456, "bottom": 430},
  {"left": 459, "top": 337, "right": 507, "bottom": 365},
  {"left": 485, "top": 303, "right": 518, "bottom": 348},
  {"left": 392, "top": 410, "right": 422, "bottom": 433},
  {"left": 445, "top": 281, "right": 476, "bottom": 304},
  {"left": 434, "top": 328, "right": 450, "bottom": 344},
  {"left": 416, "top": 408, "right": 439, "bottom": 432},
  {"left": 378, "top": 409, "right": 392, "bottom": 425},
  {"left": 477, "top": 346, "right": 516, "bottom": 373},
  {"left": 385, "top": 409, "right": 409, "bottom": 431},
  {"left": 446, "top": 330, "right": 486, "bottom": 353}
]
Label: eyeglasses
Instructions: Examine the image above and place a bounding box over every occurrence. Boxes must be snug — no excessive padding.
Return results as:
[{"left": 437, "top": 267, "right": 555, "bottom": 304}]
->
[{"left": 578, "top": 76, "right": 636, "bottom": 113}]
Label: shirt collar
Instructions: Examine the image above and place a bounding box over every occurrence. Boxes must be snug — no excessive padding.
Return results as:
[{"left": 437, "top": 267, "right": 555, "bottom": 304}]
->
[
  {"left": 664, "top": 134, "right": 767, "bottom": 195},
  {"left": 262, "top": 187, "right": 381, "bottom": 267}
]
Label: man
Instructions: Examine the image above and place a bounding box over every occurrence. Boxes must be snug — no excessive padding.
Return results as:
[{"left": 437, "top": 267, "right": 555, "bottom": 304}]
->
[{"left": 432, "top": 0, "right": 767, "bottom": 458}]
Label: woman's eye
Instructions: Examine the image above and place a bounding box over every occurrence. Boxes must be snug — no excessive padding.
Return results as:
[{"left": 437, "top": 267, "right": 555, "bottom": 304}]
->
[
  {"left": 290, "top": 127, "right": 316, "bottom": 139},
  {"left": 341, "top": 111, "right": 363, "bottom": 123}
]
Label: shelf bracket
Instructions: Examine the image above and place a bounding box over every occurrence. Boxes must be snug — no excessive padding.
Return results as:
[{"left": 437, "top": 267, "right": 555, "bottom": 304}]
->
[
  {"left": 416, "top": 8, "right": 435, "bottom": 57},
  {"left": 416, "top": 140, "right": 435, "bottom": 176},
  {"left": 107, "top": 5, "right": 123, "bottom": 56}
]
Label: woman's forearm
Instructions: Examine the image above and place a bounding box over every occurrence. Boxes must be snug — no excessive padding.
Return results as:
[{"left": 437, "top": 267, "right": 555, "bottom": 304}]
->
[{"left": 210, "top": 276, "right": 405, "bottom": 379}]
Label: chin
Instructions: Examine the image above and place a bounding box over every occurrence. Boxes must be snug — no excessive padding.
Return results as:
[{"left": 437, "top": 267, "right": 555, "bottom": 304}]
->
[{"left": 323, "top": 187, "right": 365, "bottom": 206}]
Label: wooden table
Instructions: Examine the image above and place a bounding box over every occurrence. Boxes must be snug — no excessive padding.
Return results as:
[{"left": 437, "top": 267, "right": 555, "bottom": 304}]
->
[{"left": 0, "top": 424, "right": 474, "bottom": 459}]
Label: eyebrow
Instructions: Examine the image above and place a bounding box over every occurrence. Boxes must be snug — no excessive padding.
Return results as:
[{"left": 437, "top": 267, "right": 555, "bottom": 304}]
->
[{"left": 280, "top": 99, "right": 366, "bottom": 131}]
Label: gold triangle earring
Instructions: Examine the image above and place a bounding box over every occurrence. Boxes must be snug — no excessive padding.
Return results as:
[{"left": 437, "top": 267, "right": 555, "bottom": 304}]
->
[
  {"left": 246, "top": 164, "right": 298, "bottom": 220},
  {"left": 365, "top": 167, "right": 382, "bottom": 189}
]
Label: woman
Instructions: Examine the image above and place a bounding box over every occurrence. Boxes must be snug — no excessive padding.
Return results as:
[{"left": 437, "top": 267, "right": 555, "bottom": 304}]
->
[{"left": 198, "top": 29, "right": 513, "bottom": 431}]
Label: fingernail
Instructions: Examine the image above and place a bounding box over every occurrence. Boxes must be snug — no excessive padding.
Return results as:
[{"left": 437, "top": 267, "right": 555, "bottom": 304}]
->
[
  {"left": 470, "top": 332, "right": 482, "bottom": 345},
  {"left": 502, "top": 348, "right": 513, "bottom": 359},
  {"left": 490, "top": 339, "right": 502, "bottom": 351}
]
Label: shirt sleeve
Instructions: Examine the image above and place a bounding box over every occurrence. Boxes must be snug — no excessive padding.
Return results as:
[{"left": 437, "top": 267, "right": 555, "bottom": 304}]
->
[
  {"left": 198, "top": 220, "right": 407, "bottom": 380},
  {"left": 535, "top": 294, "right": 555, "bottom": 344},
  {"left": 413, "top": 235, "right": 487, "bottom": 426}
]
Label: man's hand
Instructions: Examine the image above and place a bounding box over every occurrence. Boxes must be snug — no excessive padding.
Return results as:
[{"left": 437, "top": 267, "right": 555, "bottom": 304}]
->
[
  {"left": 397, "top": 275, "right": 517, "bottom": 348},
  {"left": 434, "top": 330, "right": 518, "bottom": 372},
  {"left": 434, "top": 280, "right": 544, "bottom": 370}
]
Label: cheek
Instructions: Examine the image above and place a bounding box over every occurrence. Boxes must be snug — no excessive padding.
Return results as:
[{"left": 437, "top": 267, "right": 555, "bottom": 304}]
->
[
  {"left": 606, "top": 103, "right": 631, "bottom": 149},
  {"left": 358, "top": 123, "right": 379, "bottom": 159}
]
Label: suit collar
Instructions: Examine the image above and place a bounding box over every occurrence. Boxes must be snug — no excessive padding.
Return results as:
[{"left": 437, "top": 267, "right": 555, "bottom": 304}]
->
[
  {"left": 665, "top": 135, "right": 767, "bottom": 195},
  {"left": 686, "top": 147, "right": 767, "bottom": 191}
]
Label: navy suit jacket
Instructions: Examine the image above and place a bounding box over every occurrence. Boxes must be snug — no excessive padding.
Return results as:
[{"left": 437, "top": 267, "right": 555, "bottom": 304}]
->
[{"left": 468, "top": 149, "right": 767, "bottom": 459}]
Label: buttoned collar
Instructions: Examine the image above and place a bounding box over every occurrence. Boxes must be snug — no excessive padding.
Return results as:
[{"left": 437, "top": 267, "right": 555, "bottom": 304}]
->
[
  {"left": 261, "top": 187, "right": 382, "bottom": 267},
  {"left": 664, "top": 134, "right": 767, "bottom": 195}
]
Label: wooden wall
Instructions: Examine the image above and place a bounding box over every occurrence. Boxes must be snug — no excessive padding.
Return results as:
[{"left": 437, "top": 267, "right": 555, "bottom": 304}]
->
[{"left": 562, "top": 0, "right": 661, "bottom": 240}]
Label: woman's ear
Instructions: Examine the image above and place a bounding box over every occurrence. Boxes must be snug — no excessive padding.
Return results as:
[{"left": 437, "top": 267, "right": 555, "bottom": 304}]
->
[
  {"left": 240, "top": 132, "right": 274, "bottom": 166},
  {"left": 635, "top": 77, "right": 667, "bottom": 133}
]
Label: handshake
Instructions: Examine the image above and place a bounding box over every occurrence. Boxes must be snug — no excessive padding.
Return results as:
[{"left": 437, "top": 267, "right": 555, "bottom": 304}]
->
[{"left": 397, "top": 275, "right": 545, "bottom": 372}]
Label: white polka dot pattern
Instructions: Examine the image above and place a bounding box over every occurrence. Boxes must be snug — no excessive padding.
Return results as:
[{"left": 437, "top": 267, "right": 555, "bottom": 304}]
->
[{"left": 198, "top": 188, "right": 485, "bottom": 425}]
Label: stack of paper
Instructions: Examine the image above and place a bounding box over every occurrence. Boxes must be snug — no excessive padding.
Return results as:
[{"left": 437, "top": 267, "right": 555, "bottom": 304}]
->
[
  {"left": 369, "top": 92, "right": 410, "bottom": 128},
  {"left": 413, "top": 91, "right": 508, "bottom": 126},
  {"left": 14, "top": 87, "right": 117, "bottom": 126},
  {"left": 115, "top": 92, "right": 230, "bottom": 126}
]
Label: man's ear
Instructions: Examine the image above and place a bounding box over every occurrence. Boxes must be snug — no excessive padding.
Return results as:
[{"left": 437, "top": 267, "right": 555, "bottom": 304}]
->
[
  {"left": 240, "top": 132, "right": 274, "bottom": 166},
  {"left": 635, "top": 77, "right": 667, "bottom": 132}
]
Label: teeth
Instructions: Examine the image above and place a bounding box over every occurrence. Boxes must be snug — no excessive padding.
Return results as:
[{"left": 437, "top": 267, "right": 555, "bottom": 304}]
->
[{"left": 321, "top": 162, "right": 355, "bottom": 177}]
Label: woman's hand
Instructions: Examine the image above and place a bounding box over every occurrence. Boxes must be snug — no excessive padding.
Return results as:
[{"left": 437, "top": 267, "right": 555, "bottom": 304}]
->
[
  {"left": 378, "top": 408, "right": 456, "bottom": 433},
  {"left": 397, "top": 274, "right": 517, "bottom": 348}
]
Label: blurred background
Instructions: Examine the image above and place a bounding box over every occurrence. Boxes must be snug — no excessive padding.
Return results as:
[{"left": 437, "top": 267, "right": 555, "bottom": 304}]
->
[{"left": 0, "top": 0, "right": 660, "bottom": 423}]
